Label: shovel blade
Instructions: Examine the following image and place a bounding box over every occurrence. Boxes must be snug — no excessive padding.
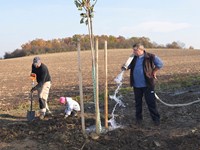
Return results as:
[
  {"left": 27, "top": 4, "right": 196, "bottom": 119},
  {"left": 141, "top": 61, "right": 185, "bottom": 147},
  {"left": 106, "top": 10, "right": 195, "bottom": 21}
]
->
[{"left": 27, "top": 110, "right": 35, "bottom": 121}]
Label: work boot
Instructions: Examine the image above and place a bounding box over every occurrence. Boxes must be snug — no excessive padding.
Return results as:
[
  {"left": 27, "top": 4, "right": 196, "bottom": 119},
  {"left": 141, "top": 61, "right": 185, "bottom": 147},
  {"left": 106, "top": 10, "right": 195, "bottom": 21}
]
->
[
  {"left": 153, "top": 120, "right": 160, "bottom": 126},
  {"left": 46, "top": 110, "right": 53, "bottom": 116},
  {"left": 135, "top": 120, "right": 142, "bottom": 127},
  {"left": 39, "top": 112, "right": 45, "bottom": 120}
]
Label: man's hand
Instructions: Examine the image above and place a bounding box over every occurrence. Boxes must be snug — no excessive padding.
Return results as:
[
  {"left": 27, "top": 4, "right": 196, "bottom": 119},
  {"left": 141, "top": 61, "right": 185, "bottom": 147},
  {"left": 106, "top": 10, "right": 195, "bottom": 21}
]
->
[
  {"left": 152, "top": 71, "right": 157, "bottom": 79},
  {"left": 30, "top": 73, "right": 36, "bottom": 78},
  {"left": 121, "top": 66, "right": 127, "bottom": 71},
  {"left": 152, "top": 67, "right": 159, "bottom": 79},
  {"left": 30, "top": 73, "right": 36, "bottom": 81},
  {"left": 30, "top": 86, "right": 37, "bottom": 92}
]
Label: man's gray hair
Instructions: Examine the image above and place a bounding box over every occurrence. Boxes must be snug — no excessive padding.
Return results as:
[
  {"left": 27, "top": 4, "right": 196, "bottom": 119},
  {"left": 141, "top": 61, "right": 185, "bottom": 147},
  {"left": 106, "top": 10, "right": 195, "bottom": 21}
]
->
[{"left": 132, "top": 43, "right": 144, "bottom": 50}]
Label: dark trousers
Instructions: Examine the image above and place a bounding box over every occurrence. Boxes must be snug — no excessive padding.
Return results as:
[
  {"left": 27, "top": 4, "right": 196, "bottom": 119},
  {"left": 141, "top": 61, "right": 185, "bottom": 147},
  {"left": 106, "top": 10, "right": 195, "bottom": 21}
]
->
[{"left": 134, "top": 87, "right": 160, "bottom": 122}]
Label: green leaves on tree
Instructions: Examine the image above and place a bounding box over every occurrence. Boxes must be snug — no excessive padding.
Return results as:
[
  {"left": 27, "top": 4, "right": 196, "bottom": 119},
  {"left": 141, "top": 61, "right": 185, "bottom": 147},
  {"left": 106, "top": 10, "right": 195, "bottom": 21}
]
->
[{"left": 74, "top": 0, "right": 97, "bottom": 25}]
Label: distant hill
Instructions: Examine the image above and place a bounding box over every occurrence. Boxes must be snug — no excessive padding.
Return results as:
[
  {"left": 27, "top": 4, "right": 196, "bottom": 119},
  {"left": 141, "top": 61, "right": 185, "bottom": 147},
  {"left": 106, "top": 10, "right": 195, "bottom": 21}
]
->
[{"left": 3, "top": 34, "right": 190, "bottom": 59}]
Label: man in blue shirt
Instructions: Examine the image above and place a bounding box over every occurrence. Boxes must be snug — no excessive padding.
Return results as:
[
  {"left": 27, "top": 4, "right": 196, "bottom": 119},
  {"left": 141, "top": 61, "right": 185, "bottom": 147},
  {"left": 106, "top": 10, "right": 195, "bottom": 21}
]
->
[{"left": 122, "top": 43, "right": 163, "bottom": 126}]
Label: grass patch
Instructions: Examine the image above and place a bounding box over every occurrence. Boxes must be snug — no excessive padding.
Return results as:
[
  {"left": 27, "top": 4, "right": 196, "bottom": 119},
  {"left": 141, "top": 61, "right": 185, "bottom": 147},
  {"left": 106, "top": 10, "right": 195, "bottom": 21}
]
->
[
  {"left": 119, "top": 87, "right": 133, "bottom": 95},
  {"left": 156, "top": 74, "right": 200, "bottom": 91}
]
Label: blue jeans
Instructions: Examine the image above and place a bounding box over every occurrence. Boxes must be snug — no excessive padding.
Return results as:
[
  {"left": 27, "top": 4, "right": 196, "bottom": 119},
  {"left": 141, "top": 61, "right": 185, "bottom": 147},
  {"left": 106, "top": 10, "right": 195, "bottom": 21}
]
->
[{"left": 134, "top": 87, "right": 160, "bottom": 122}]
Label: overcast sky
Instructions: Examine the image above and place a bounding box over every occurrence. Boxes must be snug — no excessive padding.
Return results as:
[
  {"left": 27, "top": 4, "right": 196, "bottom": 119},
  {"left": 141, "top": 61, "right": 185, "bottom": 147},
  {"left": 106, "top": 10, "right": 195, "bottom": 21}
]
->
[{"left": 0, "top": 0, "right": 200, "bottom": 57}]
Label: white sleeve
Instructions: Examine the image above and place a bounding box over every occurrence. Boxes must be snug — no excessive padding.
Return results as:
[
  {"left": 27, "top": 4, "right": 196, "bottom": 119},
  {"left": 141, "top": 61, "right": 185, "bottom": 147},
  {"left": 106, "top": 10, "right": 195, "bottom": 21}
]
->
[{"left": 73, "top": 102, "right": 80, "bottom": 111}]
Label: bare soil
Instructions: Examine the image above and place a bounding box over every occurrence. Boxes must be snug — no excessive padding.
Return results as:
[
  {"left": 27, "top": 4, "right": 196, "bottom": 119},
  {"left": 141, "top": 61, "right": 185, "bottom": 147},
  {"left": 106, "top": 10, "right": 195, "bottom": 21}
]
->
[{"left": 0, "top": 49, "right": 200, "bottom": 150}]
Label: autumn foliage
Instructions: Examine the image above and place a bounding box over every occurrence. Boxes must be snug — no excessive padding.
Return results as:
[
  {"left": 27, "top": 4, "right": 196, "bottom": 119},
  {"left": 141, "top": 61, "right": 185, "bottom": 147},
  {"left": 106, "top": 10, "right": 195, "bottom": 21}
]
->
[{"left": 4, "top": 34, "right": 186, "bottom": 59}]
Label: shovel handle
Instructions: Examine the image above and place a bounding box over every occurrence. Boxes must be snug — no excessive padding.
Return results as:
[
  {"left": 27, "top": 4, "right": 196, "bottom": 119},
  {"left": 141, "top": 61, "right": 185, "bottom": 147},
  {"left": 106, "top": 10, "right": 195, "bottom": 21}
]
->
[{"left": 30, "top": 92, "right": 33, "bottom": 111}]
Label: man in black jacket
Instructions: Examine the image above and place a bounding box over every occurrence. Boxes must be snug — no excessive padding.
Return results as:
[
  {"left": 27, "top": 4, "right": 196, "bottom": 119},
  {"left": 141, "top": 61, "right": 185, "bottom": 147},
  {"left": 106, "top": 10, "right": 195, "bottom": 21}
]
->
[
  {"left": 122, "top": 43, "right": 163, "bottom": 126},
  {"left": 31, "top": 56, "right": 51, "bottom": 119}
]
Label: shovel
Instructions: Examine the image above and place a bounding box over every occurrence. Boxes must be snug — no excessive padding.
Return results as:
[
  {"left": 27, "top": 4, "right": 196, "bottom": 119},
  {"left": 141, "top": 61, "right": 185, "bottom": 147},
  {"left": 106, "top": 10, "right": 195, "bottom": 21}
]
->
[{"left": 27, "top": 92, "right": 35, "bottom": 121}]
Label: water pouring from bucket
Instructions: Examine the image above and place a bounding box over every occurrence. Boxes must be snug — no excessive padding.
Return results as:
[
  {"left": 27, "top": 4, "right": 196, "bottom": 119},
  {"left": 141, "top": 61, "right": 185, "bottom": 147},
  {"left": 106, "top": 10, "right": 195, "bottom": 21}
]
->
[
  {"left": 108, "top": 54, "right": 134, "bottom": 129},
  {"left": 108, "top": 71, "right": 126, "bottom": 129},
  {"left": 114, "top": 71, "right": 124, "bottom": 84}
]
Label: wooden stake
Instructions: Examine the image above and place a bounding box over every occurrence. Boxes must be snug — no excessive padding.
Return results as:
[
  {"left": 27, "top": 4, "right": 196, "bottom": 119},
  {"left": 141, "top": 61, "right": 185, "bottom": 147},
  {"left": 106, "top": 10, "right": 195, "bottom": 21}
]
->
[
  {"left": 77, "top": 40, "right": 86, "bottom": 134},
  {"left": 104, "top": 40, "right": 108, "bottom": 129},
  {"left": 95, "top": 38, "right": 101, "bottom": 134}
]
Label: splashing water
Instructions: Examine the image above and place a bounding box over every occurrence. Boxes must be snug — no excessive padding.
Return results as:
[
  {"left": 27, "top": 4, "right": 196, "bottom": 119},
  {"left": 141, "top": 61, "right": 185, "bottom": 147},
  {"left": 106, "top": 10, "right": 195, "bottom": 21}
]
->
[
  {"left": 114, "top": 71, "right": 124, "bottom": 84},
  {"left": 108, "top": 71, "right": 126, "bottom": 129}
]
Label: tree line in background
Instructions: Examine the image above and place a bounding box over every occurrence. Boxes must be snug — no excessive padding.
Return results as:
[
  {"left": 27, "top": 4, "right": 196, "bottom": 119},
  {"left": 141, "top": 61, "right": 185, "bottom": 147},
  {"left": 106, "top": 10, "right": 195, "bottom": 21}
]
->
[{"left": 3, "top": 34, "right": 193, "bottom": 59}]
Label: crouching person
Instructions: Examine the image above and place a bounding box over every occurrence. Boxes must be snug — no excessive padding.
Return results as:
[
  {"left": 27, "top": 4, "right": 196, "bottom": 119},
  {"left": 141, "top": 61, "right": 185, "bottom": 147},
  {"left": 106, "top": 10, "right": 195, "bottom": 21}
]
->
[{"left": 59, "top": 97, "right": 80, "bottom": 118}]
